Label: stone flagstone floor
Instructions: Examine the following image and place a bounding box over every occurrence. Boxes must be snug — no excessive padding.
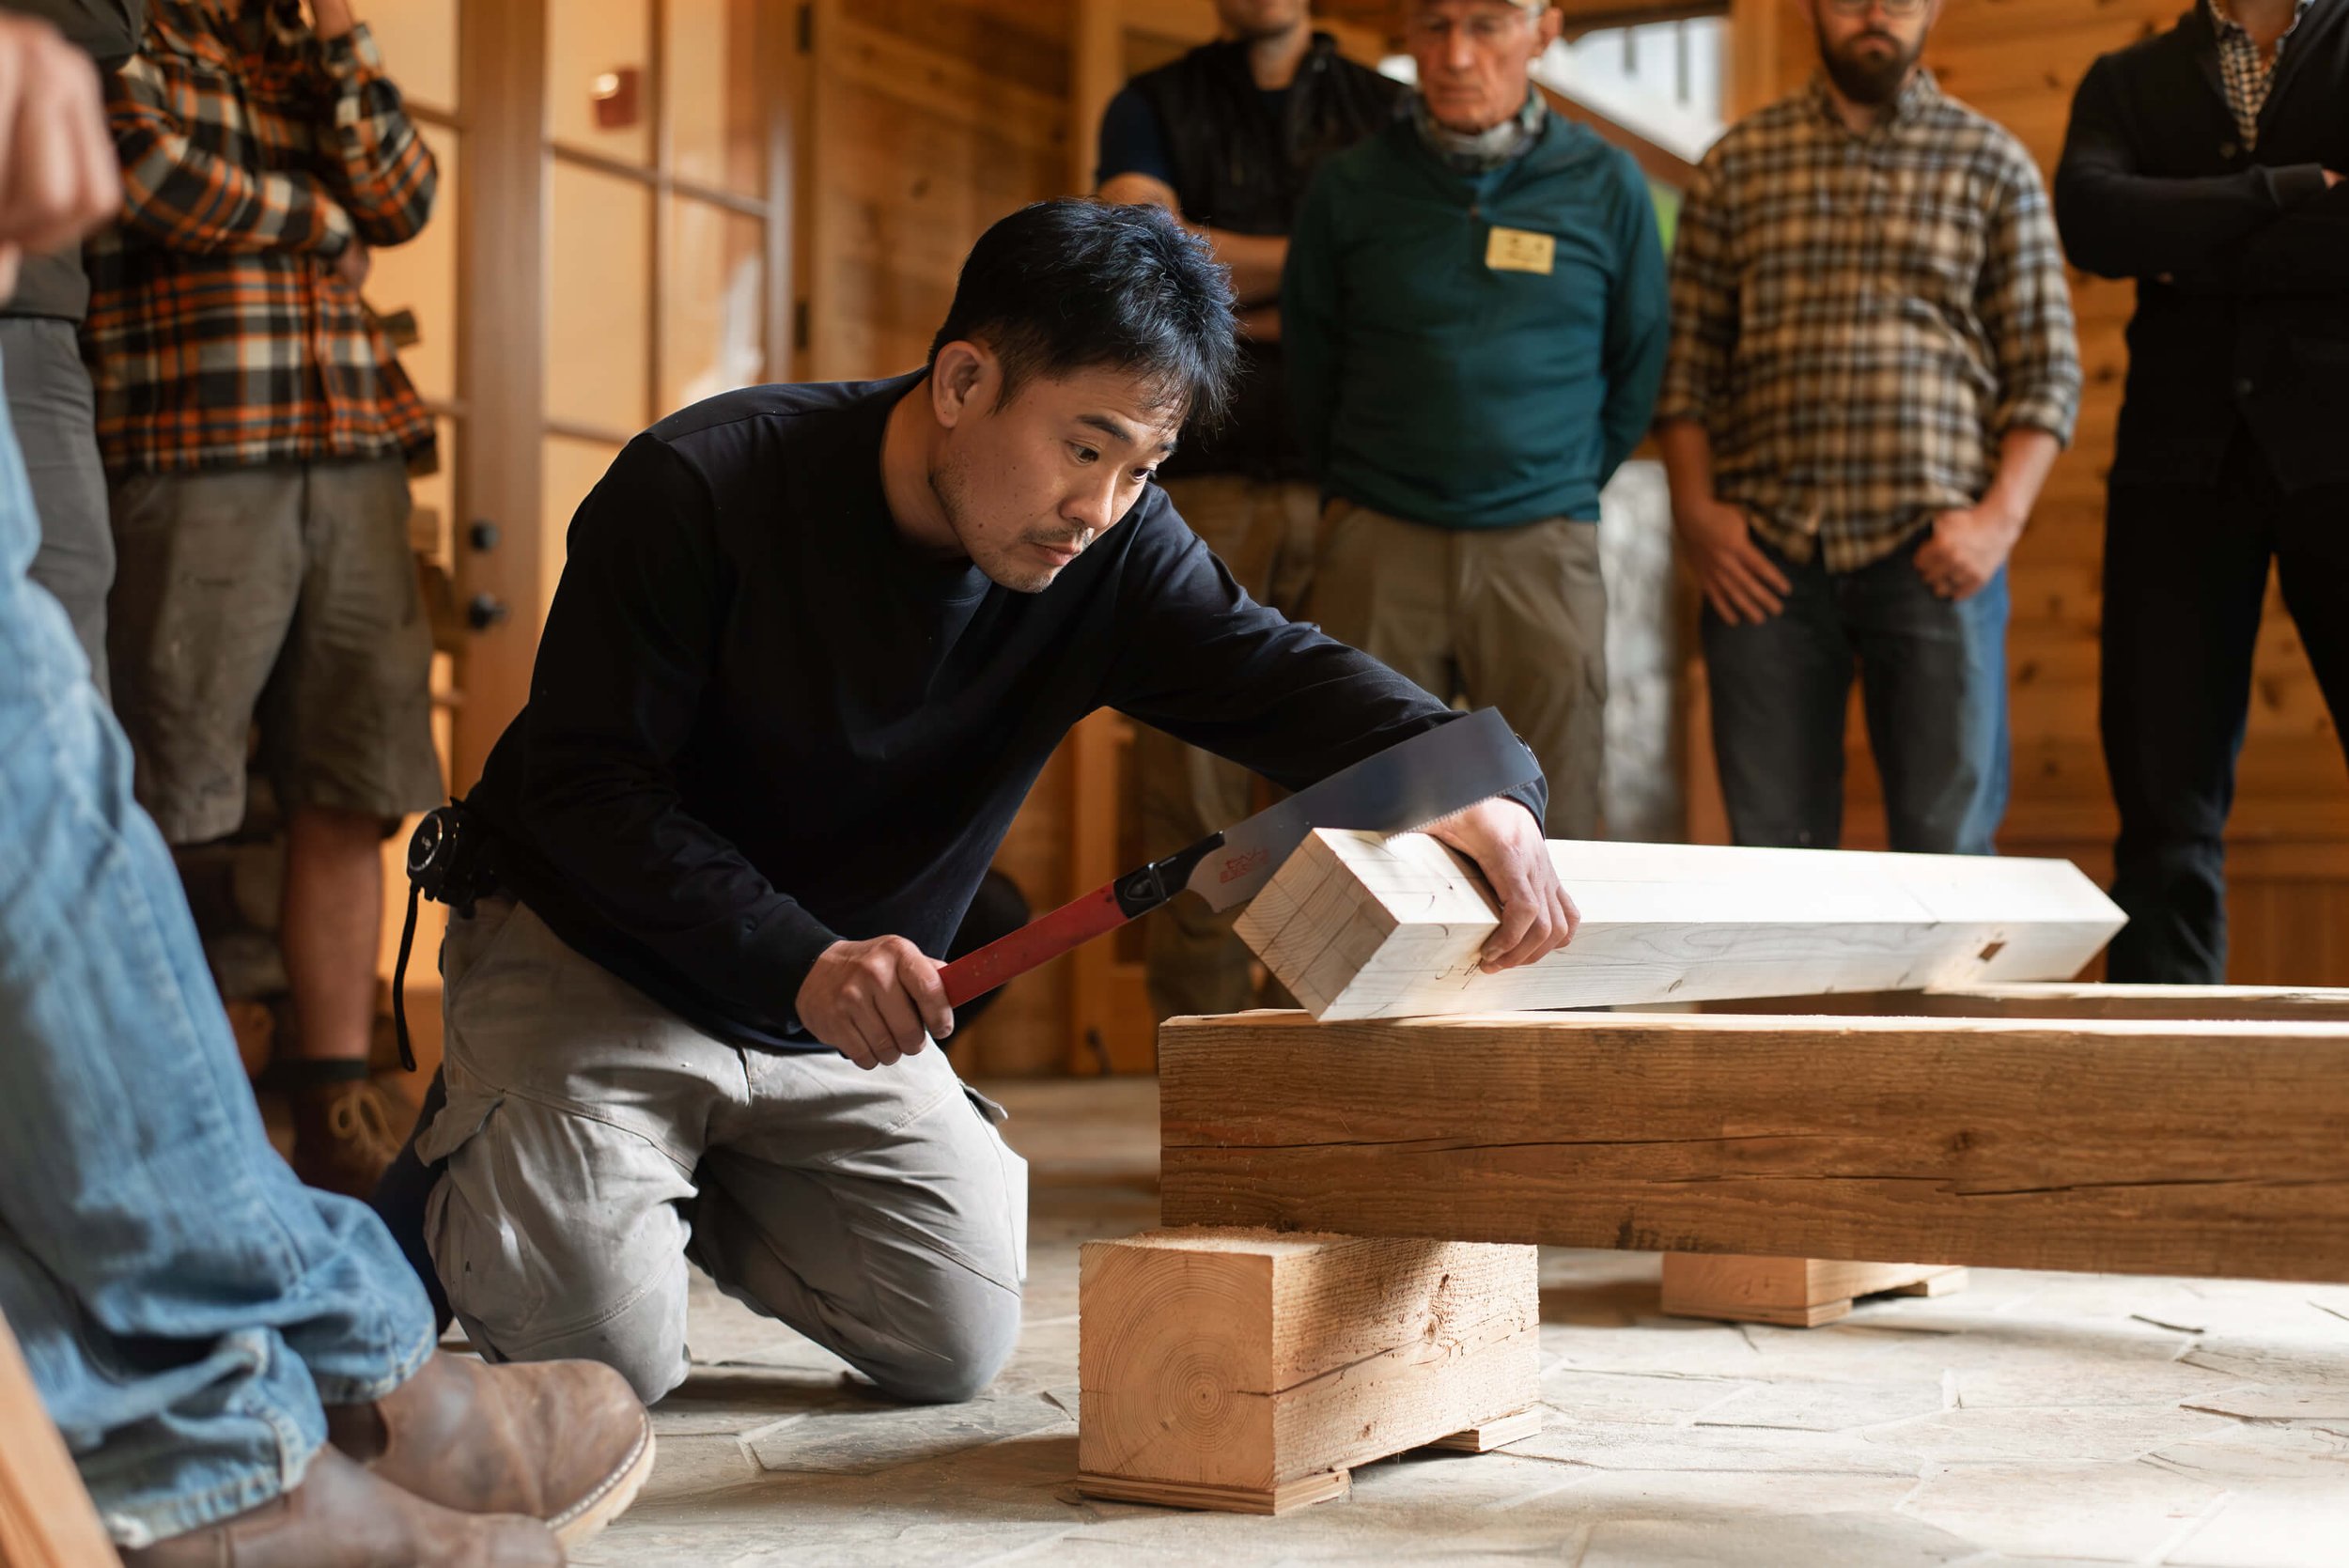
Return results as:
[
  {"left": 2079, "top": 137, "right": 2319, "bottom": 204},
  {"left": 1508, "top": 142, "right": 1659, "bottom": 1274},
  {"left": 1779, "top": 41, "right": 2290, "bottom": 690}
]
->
[{"left": 568, "top": 1078, "right": 2349, "bottom": 1568}]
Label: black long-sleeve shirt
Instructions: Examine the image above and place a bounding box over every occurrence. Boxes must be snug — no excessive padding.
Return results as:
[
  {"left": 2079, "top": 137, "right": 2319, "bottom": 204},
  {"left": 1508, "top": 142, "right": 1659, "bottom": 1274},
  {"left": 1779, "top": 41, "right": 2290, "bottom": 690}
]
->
[
  {"left": 2052, "top": 0, "right": 2349, "bottom": 490},
  {"left": 466, "top": 373, "right": 1546, "bottom": 1053}
]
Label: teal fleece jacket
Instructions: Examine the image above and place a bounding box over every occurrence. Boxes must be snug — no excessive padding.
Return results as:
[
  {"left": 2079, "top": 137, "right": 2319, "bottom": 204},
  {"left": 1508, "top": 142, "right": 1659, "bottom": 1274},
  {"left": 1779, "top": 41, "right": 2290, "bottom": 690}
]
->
[{"left": 1282, "top": 111, "right": 1669, "bottom": 530}]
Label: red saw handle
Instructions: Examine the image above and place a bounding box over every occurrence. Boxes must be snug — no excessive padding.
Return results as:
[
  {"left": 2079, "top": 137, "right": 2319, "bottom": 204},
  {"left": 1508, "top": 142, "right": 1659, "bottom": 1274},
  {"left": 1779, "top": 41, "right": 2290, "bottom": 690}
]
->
[{"left": 941, "top": 879, "right": 1131, "bottom": 1009}]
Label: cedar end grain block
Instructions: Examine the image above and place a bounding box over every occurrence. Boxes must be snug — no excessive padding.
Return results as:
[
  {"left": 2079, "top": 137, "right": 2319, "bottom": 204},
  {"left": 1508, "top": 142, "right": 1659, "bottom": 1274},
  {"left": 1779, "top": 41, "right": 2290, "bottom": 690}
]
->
[
  {"left": 1077, "top": 1229, "right": 1539, "bottom": 1499},
  {"left": 1658, "top": 1254, "right": 1968, "bottom": 1327},
  {"left": 1158, "top": 1011, "right": 2349, "bottom": 1283},
  {"left": 1236, "top": 831, "right": 2123, "bottom": 1021}
]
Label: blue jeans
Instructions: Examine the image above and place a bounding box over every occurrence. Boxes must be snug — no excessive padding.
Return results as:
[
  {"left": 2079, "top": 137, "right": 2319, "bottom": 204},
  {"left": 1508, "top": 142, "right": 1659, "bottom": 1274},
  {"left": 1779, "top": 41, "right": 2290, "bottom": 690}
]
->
[
  {"left": 1701, "top": 530, "right": 2010, "bottom": 855},
  {"left": 0, "top": 377, "right": 434, "bottom": 1547}
]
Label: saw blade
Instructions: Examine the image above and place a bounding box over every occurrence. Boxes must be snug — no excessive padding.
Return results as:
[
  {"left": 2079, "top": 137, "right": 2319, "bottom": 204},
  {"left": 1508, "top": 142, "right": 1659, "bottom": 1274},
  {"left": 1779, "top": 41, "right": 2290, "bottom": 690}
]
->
[{"left": 1182, "top": 706, "right": 1540, "bottom": 912}]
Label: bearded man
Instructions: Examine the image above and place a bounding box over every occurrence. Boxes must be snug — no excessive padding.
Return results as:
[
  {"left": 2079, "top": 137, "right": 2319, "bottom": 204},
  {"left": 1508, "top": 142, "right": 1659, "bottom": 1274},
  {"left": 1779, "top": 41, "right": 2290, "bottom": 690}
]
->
[{"left": 1655, "top": 0, "right": 2082, "bottom": 855}]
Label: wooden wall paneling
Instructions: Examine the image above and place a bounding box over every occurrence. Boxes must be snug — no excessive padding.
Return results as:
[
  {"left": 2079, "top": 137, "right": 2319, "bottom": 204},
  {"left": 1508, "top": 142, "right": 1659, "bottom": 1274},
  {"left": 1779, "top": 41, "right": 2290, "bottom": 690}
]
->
[{"left": 1157, "top": 1010, "right": 2349, "bottom": 1281}]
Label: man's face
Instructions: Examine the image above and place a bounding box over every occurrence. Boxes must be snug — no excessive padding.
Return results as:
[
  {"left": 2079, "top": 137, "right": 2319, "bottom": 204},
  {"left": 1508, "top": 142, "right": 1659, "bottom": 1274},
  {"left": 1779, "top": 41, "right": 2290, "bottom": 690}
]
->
[
  {"left": 1809, "top": 0, "right": 1938, "bottom": 107},
  {"left": 1409, "top": 1, "right": 1560, "bottom": 134},
  {"left": 1215, "top": 0, "right": 1309, "bottom": 40},
  {"left": 929, "top": 355, "right": 1183, "bottom": 595}
]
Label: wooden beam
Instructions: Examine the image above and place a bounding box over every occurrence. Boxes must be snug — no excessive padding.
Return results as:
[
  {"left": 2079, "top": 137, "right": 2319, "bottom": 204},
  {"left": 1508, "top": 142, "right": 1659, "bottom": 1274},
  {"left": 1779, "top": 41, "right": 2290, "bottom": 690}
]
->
[
  {"left": 1158, "top": 1010, "right": 2349, "bottom": 1281},
  {"left": 1701, "top": 983, "right": 2349, "bottom": 1023},
  {"left": 1234, "top": 831, "right": 2123, "bottom": 1021},
  {"left": 0, "top": 1314, "right": 119, "bottom": 1567},
  {"left": 1537, "top": 82, "right": 1699, "bottom": 189},
  {"left": 1077, "top": 1229, "right": 1538, "bottom": 1513}
]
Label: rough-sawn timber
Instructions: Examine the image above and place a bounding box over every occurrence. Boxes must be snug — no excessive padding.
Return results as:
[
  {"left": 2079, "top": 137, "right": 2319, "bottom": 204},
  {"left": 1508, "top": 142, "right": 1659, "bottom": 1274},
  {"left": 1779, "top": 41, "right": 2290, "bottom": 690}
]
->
[{"left": 1158, "top": 1010, "right": 2349, "bottom": 1282}]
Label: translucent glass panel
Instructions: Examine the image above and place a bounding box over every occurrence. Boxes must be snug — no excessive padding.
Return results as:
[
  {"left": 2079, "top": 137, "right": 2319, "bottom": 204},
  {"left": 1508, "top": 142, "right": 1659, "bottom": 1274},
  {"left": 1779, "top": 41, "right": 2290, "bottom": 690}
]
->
[
  {"left": 545, "top": 162, "right": 652, "bottom": 435},
  {"left": 661, "top": 198, "right": 765, "bottom": 414},
  {"left": 541, "top": 435, "right": 626, "bottom": 619},
  {"left": 666, "top": 0, "right": 767, "bottom": 197},
  {"left": 364, "top": 0, "right": 458, "bottom": 114},
  {"left": 549, "top": 0, "right": 653, "bottom": 163},
  {"left": 367, "top": 128, "right": 459, "bottom": 406}
]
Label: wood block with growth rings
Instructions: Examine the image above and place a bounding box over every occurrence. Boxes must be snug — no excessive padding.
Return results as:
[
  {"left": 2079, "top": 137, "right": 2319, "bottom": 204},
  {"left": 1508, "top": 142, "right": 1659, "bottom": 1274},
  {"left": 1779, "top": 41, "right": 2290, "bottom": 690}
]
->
[{"left": 1076, "top": 1229, "right": 1540, "bottom": 1514}]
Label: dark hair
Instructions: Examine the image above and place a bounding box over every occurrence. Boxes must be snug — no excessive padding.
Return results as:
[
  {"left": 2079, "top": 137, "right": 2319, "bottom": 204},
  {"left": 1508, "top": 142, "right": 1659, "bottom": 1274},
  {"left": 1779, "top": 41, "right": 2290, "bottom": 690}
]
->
[{"left": 928, "top": 199, "right": 1238, "bottom": 431}]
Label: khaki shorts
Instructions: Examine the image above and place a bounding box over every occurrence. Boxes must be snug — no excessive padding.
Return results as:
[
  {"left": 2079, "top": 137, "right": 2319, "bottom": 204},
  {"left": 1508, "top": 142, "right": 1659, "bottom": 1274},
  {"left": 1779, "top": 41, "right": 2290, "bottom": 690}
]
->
[{"left": 105, "top": 458, "right": 442, "bottom": 845}]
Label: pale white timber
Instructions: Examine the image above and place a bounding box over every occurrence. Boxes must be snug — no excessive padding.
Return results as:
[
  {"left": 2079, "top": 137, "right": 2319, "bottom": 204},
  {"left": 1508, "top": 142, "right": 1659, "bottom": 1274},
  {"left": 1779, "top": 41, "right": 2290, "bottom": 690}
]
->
[{"left": 1233, "top": 831, "right": 2124, "bottom": 1021}]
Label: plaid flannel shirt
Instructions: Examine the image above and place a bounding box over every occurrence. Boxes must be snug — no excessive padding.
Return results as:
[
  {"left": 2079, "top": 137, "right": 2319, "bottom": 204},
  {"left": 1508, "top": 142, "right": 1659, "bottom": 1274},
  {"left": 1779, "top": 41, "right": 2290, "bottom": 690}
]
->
[
  {"left": 83, "top": 0, "right": 437, "bottom": 476},
  {"left": 1657, "top": 71, "right": 2081, "bottom": 571},
  {"left": 2209, "top": 0, "right": 2314, "bottom": 149}
]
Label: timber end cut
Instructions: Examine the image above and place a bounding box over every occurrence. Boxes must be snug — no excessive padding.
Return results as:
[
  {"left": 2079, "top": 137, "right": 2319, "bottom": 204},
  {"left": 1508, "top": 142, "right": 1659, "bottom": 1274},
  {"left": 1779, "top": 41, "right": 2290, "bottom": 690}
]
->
[
  {"left": 1075, "top": 1229, "right": 1539, "bottom": 1513},
  {"left": 1235, "top": 831, "right": 2123, "bottom": 1020},
  {"left": 1158, "top": 1010, "right": 2349, "bottom": 1283}
]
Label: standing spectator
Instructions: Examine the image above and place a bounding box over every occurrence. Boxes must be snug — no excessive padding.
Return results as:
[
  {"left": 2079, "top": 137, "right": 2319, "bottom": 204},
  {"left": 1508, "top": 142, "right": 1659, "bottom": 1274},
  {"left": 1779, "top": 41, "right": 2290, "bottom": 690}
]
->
[
  {"left": 0, "top": 0, "right": 140, "bottom": 691},
  {"left": 1657, "top": 0, "right": 2080, "bottom": 856},
  {"left": 1096, "top": 0, "right": 1399, "bottom": 1021},
  {"left": 85, "top": 0, "right": 443, "bottom": 1198},
  {"left": 2054, "top": 0, "right": 2349, "bottom": 983},
  {"left": 1283, "top": 0, "right": 1669, "bottom": 840}
]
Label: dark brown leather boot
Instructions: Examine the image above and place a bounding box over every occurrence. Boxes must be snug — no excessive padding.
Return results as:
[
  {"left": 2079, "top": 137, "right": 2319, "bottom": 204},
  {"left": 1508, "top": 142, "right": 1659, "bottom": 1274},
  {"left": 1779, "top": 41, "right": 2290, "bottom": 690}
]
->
[
  {"left": 288, "top": 1077, "right": 407, "bottom": 1201},
  {"left": 327, "top": 1351, "right": 654, "bottom": 1547},
  {"left": 120, "top": 1445, "right": 562, "bottom": 1566}
]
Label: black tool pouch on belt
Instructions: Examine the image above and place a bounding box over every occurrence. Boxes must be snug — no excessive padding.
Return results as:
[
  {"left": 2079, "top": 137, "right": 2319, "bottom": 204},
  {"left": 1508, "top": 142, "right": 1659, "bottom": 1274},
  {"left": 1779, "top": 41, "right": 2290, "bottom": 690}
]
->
[{"left": 391, "top": 801, "right": 500, "bottom": 1072}]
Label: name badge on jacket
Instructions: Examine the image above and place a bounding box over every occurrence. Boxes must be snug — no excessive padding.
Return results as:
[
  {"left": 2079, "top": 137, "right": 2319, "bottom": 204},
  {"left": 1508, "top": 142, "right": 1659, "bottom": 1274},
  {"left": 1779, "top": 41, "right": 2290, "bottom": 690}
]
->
[{"left": 1486, "top": 225, "right": 1556, "bottom": 275}]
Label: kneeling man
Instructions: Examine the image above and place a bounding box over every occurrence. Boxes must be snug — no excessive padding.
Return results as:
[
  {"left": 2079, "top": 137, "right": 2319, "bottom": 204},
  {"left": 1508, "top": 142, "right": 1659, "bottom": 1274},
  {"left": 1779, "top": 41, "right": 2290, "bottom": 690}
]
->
[{"left": 414, "top": 199, "right": 1576, "bottom": 1406}]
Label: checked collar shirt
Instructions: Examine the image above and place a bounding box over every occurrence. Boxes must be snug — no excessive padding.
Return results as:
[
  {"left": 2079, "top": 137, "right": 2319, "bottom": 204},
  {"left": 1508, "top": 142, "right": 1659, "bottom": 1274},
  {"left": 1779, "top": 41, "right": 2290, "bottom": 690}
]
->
[
  {"left": 1657, "top": 70, "right": 2081, "bottom": 571},
  {"left": 84, "top": 0, "right": 439, "bottom": 476}
]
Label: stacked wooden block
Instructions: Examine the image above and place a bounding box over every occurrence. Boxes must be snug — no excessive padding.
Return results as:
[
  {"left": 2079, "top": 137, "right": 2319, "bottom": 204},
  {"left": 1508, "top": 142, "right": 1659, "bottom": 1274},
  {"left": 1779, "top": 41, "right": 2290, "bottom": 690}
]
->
[{"left": 1079, "top": 831, "right": 2349, "bottom": 1513}]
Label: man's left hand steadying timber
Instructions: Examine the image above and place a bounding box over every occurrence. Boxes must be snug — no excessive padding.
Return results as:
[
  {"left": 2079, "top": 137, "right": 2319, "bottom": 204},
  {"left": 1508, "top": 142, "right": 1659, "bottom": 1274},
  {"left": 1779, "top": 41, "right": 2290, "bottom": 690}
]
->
[{"left": 1426, "top": 799, "right": 1579, "bottom": 972}]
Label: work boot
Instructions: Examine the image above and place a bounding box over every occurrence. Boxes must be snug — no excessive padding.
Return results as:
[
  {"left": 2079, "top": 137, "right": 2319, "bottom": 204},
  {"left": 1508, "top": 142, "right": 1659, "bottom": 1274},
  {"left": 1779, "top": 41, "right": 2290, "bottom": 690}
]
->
[
  {"left": 328, "top": 1350, "right": 655, "bottom": 1547},
  {"left": 289, "top": 1076, "right": 407, "bottom": 1201},
  {"left": 121, "top": 1444, "right": 561, "bottom": 1567}
]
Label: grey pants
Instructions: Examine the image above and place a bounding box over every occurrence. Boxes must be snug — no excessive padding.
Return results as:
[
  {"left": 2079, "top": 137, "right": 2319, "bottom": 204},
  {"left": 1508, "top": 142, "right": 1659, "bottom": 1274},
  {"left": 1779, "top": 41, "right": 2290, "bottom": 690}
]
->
[
  {"left": 414, "top": 896, "right": 1029, "bottom": 1407},
  {"left": 0, "top": 317, "right": 113, "bottom": 693}
]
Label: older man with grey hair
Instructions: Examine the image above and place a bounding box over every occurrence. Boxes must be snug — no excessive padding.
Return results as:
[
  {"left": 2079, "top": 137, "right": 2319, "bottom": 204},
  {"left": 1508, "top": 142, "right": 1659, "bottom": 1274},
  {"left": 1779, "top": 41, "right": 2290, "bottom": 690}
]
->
[{"left": 1283, "top": 0, "right": 1670, "bottom": 841}]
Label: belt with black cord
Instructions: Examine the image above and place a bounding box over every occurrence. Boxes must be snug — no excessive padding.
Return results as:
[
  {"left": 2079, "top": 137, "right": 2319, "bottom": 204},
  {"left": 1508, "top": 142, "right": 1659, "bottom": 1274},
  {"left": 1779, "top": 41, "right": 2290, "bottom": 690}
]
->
[{"left": 391, "top": 801, "right": 501, "bottom": 1072}]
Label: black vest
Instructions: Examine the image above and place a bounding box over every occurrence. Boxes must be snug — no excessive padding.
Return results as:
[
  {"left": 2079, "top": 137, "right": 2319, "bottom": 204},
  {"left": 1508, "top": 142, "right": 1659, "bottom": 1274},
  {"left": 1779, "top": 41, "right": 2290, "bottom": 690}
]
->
[{"left": 1129, "top": 34, "right": 1400, "bottom": 480}]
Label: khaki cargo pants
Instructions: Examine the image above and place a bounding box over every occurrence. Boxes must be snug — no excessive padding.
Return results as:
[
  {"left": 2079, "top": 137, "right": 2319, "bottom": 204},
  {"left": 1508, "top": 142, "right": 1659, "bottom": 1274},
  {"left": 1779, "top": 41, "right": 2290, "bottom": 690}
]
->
[
  {"left": 1130, "top": 474, "right": 1321, "bottom": 1021},
  {"left": 413, "top": 895, "right": 1030, "bottom": 1406},
  {"left": 1310, "top": 499, "right": 1606, "bottom": 839}
]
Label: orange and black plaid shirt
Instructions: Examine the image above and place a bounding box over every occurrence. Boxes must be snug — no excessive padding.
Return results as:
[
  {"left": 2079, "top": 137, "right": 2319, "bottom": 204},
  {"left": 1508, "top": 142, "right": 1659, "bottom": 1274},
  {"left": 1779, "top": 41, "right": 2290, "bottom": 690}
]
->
[{"left": 84, "top": 0, "right": 438, "bottom": 476}]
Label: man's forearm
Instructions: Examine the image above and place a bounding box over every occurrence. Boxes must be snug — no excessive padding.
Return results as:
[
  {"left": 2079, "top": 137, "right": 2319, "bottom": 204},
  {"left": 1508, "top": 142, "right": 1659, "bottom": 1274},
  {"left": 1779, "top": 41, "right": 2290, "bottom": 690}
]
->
[
  {"left": 1980, "top": 426, "right": 2062, "bottom": 527},
  {"left": 1098, "top": 171, "right": 1286, "bottom": 304},
  {"left": 1655, "top": 417, "right": 1719, "bottom": 510}
]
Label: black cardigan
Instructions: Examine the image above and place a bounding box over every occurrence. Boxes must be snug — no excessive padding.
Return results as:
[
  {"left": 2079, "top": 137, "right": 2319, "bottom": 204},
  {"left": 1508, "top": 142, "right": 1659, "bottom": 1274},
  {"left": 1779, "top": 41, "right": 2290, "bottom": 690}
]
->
[{"left": 2055, "top": 0, "right": 2349, "bottom": 491}]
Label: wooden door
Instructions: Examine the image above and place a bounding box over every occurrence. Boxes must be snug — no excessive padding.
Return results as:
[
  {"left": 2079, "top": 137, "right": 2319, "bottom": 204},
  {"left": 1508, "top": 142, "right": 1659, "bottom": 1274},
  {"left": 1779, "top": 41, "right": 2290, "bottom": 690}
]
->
[
  {"left": 355, "top": 0, "right": 797, "bottom": 1025},
  {"left": 362, "top": 0, "right": 799, "bottom": 790}
]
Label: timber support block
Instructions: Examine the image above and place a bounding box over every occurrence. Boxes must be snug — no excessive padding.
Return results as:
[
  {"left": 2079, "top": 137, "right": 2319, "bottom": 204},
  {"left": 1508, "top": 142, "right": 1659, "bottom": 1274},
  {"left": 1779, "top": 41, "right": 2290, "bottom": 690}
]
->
[
  {"left": 1659, "top": 1254, "right": 1968, "bottom": 1327},
  {"left": 1075, "top": 1228, "right": 1539, "bottom": 1514}
]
